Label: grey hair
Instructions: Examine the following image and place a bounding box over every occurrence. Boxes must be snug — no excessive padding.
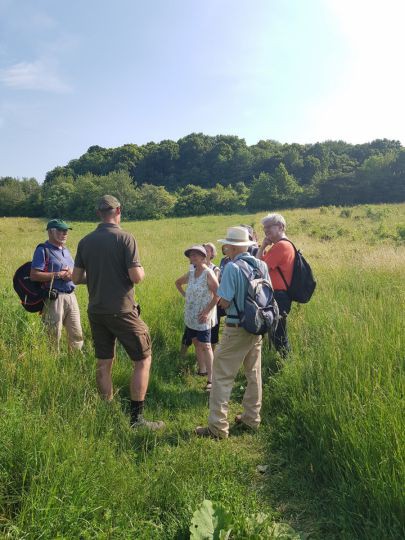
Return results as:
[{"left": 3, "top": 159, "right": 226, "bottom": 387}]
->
[
  {"left": 261, "top": 213, "right": 287, "bottom": 230},
  {"left": 203, "top": 242, "right": 217, "bottom": 259}
]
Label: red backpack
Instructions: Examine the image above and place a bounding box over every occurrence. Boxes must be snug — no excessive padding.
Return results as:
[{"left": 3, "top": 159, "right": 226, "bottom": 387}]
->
[{"left": 13, "top": 244, "right": 52, "bottom": 313}]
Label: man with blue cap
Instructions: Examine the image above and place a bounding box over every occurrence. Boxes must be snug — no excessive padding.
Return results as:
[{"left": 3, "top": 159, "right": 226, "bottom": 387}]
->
[{"left": 30, "top": 218, "right": 83, "bottom": 352}]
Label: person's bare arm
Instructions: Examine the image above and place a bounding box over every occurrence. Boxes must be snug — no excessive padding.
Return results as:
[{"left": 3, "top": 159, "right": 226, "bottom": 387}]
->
[
  {"left": 72, "top": 266, "right": 87, "bottom": 284},
  {"left": 30, "top": 267, "right": 70, "bottom": 283},
  {"left": 198, "top": 273, "right": 219, "bottom": 323},
  {"left": 175, "top": 273, "right": 189, "bottom": 297},
  {"left": 128, "top": 265, "right": 145, "bottom": 284},
  {"left": 218, "top": 297, "right": 231, "bottom": 310},
  {"left": 207, "top": 272, "right": 219, "bottom": 295},
  {"left": 257, "top": 237, "right": 272, "bottom": 259}
]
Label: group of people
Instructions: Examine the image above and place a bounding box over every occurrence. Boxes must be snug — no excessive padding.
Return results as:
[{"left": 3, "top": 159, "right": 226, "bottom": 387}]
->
[{"left": 31, "top": 194, "right": 295, "bottom": 437}]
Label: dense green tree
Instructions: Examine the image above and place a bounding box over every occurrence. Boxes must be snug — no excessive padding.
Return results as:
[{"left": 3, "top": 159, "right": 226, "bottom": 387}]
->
[
  {"left": 3, "top": 135, "right": 405, "bottom": 219},
  {"left": 247, "top": 172, "right": 275, "bottom": 211},
  {"left": 206, "top": 184, "right": 245, "bottom": 213},
  {"left": 130, "top": 184, "right": 176, "bottom": 220},
  {"left": 173, "top": 184, "right": 210, "bottom": 216},
  {"left": 43, "top": 181, "right": 76, "bottom": 218},
  {"left": 0, "top": 177, "right": 28, "bottom": 216}
]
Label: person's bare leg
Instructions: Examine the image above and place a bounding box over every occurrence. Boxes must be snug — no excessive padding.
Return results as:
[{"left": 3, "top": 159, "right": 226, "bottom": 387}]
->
[
  {"left": 130, "top": 356, "right": 164, "bottom": 429},
  {"left": 180, "top": 343, "right": 189, "bottom": 357},
  {"left": 196, "top": 341, "right": 213, "bottom": 385},
  {"left": 96, "top": 358, "right": 114, "bottom": 400},
  {"left": 193, "top": 338, "right": 206, "bottom": 374},
  {"left": 130, "top": 356, "right": 152, "bottom": 401}
]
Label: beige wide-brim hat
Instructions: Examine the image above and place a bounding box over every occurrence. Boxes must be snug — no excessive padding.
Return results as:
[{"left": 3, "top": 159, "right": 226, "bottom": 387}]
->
[
  {"left": 184, "top": 244, "right": 207, "bottom": 258},
  {"left": 218, "top": 226, "right": 256, "bottom": 246}
]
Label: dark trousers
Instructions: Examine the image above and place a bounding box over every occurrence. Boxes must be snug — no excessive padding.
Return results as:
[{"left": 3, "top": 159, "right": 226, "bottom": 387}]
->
[{"left": 269, "top": 290, "right": 292, "bottom": 357}]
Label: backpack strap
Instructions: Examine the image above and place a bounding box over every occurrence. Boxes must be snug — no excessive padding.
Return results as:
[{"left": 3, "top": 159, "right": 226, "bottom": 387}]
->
[
  {"left": 35, "top": 243, "right": 50, "bottom": 270},
  {"left": 276, "top": 267, "right": 289, "bottom": 289},
  {"left": 35, "top": 243, "right": 53, "bottom": 291}
]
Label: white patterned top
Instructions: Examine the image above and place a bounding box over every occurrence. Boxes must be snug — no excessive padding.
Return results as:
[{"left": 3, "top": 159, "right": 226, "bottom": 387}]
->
[{"left": 184, "top": 268, "right": 217, "bottom": 331}]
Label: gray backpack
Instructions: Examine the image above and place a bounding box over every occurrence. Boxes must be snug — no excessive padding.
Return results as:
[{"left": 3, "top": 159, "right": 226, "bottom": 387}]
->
[{"left": 230, "top": 259, "right": 279, "bottom": 335}]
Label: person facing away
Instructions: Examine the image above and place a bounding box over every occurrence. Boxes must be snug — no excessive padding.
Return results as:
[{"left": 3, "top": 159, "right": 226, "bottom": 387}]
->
[
  {"left": 257, "top": 213, "right": 295, "bottom": 356},
  {"left": 175, "top": 245, "right": 219, "bottom": 392},
  {"left": 30, "top": 219, "right": 83, "bottom": 353},
  {"left": 196, "top": 226, "right": 270, "bottom": 439},
  {"left": 72, "top": 195, "right": 164, "bottom": 430}
]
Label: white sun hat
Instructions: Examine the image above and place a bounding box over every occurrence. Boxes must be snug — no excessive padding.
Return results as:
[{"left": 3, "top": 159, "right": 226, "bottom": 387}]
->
[{"left": 218, "top": 226, "right": 256, "bottom": 246}]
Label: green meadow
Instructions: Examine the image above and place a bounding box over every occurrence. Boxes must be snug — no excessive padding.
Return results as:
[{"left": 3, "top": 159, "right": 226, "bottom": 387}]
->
[{"left": 0, "top": 203, "right": 404, "bottom": 539}]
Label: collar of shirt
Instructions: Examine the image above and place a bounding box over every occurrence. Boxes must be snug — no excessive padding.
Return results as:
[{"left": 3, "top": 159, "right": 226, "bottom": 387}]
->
[{"left": 97, "top": 223, "right": 121, "bottom": 230}]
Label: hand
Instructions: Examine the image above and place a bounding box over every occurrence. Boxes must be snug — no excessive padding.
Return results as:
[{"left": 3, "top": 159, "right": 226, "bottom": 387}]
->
[
  {"left": 60, "top": 269, "right": 72, "bottom": 281},
  {"left": 198, "top": 309, "right": 209, "bottom": 323},
  {"left": 261, "top": 236, "right": 272, "bottom": 249}
]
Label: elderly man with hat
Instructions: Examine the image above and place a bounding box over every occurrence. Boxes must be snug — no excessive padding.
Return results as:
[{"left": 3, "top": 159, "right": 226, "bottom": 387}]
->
[
  {"left": 30, "top": 219, "right": 84, "bottom": 352},
  {"left": 72, "top": 195, "right": 164, "bottom": 430},
  {"left": 196, "top": 226, "right": 270, "bottom": 439}
]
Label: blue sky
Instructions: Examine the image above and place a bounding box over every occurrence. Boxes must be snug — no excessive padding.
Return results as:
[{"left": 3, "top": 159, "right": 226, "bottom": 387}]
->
[{"left": 1, "top": 0, "right": 404, "bottom": 182}]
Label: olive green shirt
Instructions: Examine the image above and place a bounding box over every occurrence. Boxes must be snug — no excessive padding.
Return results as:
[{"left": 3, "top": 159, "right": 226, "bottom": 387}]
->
[{"left": 75, "top": 223, "right": 141, "bottom": 314}]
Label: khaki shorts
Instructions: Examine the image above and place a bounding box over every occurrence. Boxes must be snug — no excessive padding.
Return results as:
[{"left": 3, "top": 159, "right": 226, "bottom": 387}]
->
[{"left": 88, "top": 308, "right": 151, "bottom": 361}]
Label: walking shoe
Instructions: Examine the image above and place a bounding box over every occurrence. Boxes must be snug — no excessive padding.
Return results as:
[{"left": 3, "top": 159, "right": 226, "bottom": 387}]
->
[
  {"left": 131, "top": 416, "right": 165, "bottom": 431},
  {"left": 205, "top": 381, "right": 212, "bottom": 392},
  {"left": 195, "top": 426, "right": 219, "bottom": 439},
  {"left": 234, "top": 414, "right": 258, "bottom": 431}
]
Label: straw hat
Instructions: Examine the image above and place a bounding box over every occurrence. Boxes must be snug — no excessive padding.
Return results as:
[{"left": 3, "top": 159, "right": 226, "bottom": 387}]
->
[{"left": 217, "top": 226, "right": 256, "bottom": 246}]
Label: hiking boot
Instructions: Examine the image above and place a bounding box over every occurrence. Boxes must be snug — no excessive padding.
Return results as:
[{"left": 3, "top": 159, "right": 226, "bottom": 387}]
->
[
  {"left": 131, "top": 416, "right": 165, "bottom": 431},
  {"left": 234, "top": 414, "right": 258, "bottom": 431},
  {"left": 195, "top": 426, "right": 220, "bottom": 439}
]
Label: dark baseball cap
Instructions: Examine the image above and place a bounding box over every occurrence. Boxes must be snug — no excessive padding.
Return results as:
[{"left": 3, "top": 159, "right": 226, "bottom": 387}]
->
[
  {"left": 46, "top": 219, "right": 72, "bottom": 231},
  {"left": 97, "top": 194, "right": 121, "bottom": 210}
]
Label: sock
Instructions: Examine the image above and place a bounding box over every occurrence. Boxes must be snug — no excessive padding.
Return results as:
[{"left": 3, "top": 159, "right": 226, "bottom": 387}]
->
[{"left": 130, "top": 400, "right": 144, "bottom": 424}]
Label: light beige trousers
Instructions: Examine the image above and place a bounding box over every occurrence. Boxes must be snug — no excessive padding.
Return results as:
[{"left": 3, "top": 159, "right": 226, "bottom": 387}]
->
[
  {"left": 208, "top": 326, "right": 262, "bottom": 438},
  {"left": 42, "top": 292, "right": 84, "bottom": 351}
]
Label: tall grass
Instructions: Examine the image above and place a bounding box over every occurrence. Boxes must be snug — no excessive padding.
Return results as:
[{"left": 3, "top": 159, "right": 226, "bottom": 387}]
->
[{"left": 0, "top": 204, "right": 404, "bottom": 538}]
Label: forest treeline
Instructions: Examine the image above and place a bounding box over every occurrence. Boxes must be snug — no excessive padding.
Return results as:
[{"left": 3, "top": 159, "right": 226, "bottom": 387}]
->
[{"left": 1, "top": 134, "right": 405, "bottom": 219}]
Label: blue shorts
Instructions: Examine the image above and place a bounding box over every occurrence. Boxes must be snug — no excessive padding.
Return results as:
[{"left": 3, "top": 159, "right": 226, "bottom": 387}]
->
[{"left": 185, "top": 326, "right": 211, "bottom": 343}]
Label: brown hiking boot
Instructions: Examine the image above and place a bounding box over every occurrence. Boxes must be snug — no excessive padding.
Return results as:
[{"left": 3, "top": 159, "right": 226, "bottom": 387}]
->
[{"left": 195, "top": 426, "right": 220, "bottom": 439}]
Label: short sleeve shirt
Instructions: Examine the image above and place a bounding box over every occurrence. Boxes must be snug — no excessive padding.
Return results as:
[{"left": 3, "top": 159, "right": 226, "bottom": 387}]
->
[
  {"left": 75, "top": 223, "right": 141, "bottom": 314},
  {"left": 32, "top": 241, "right": 75, "bottom": 293},
  {"left": 218, "top": 253, "right": 269, "bottom": 323},
  {"left": 261, "top": 239, "right": 295, "bottom": 291}
]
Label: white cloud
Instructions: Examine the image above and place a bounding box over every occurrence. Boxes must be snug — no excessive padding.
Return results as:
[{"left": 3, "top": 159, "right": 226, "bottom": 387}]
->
[
  {"left": 304, "top": 0, "right": 405, "bottom": 143},
  {"left": 0, "top": 59, "right": 72, "bottom": 93}
]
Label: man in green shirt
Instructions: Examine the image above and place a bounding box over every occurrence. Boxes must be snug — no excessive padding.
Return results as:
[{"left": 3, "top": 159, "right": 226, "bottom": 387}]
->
[{"left": 73, "top": 195, "right": 164, "bottom": 430}]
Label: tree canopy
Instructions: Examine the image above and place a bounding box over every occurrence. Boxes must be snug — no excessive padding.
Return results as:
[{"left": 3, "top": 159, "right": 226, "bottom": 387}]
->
[{"left": 1, "top": 134, "right": 404, "bottom": 219}]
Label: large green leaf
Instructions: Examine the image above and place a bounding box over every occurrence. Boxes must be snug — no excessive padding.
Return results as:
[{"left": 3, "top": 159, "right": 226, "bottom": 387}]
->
[{"left": 190, "top": 500, "right": 232, "bottom": 540}]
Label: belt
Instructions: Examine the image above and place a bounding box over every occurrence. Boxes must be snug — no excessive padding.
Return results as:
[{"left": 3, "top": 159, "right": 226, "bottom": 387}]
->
[{"left": 225, "top": 322, "right": 241, "bottom": 328}]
